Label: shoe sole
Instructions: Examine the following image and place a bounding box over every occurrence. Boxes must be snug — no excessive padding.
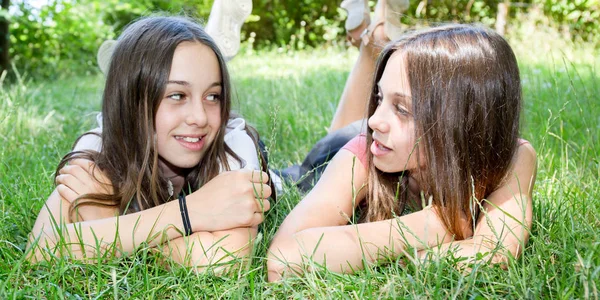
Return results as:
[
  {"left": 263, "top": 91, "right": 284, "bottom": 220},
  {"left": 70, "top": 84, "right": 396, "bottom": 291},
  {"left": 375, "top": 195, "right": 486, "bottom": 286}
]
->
[
  {"left": 341, "top": 0, "right": 369, "bottom": 31},
  {"left": 385, "top": 0, "right": 409, "bottom": 40},
  {"left": 206, "top": 0, "right": 252, "bottom": 60}
]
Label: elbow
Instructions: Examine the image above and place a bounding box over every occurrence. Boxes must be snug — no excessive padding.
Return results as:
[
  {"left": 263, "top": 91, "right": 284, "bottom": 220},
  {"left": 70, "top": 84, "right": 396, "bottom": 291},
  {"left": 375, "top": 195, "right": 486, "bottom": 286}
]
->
[
  {"left": 266, "top": 245, "right": 290, "bottom": 282},
  {"left": 490, "top": 243, "right": 524, "bottom": 268},
  {"left": 267, "top": 235, "right": 306, "bottom": 282},
  {"left": 25, "top": 229, "right": 59, "bottom": 263},
  {"left": 171, "top": 229, "right": 255, "bottom": 275},
  {"left": 474, "top": 237, "right": 525, "bottom": 269}
]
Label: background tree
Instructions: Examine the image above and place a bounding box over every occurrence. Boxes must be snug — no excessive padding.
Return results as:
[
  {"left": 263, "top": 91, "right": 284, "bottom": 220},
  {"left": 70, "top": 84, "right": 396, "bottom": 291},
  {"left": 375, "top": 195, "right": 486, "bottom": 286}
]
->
[
  {"left": 3, "top": 0, "right": 599, "bottom": 80},
  {"left": 0, "top": 0, "right": 9, "bottom": 76}
]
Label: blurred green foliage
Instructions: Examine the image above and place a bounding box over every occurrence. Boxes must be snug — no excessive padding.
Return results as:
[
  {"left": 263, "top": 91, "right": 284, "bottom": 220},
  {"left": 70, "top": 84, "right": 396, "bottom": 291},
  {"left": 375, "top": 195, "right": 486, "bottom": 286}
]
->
[
  {"left": 242, "top": 0, "right": 345, "bottom": 49},
  {"left": 9, "top": 0, "right": 113, "bottom": 78},
  {"left": 4, "top": 0, "right": 599, "bottom": 79},
  {"left": 399, "top": 0, "right": 599, "bottom": 43},
  {"left": 535, "top": 0, "right": 599, "bottom": 42}
]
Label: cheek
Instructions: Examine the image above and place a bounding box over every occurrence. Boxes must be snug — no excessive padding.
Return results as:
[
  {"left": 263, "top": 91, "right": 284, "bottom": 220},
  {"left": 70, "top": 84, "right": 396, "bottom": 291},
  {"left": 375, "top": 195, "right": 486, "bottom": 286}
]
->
[
  {"left": 395, "top": 122, "right": 420, "bottom": 167},
  {"left": 154, "top": 109, "right": 170, "bottom": 138},
  {"left": 154, "top": 105, "right": 178, "bottom": 148},
  {"left": 207, "top": 105, "right": 222, "bottom": 129}
]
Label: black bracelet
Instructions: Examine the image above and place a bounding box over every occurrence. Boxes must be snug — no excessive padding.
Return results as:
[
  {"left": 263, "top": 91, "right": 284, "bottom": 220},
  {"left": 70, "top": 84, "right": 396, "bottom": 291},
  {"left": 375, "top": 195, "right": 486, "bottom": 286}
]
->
[{"left": 178, "top": 192, "right": 192, "bottom": 236}]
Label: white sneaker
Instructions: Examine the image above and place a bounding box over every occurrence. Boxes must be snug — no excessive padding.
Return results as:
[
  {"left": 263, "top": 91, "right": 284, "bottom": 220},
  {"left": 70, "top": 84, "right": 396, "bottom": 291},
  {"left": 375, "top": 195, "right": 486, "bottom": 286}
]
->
[
  {"left": 340, "top": 0, "right": 370, "bottom": 32},
  {"left": 205, "top": 0, "right": 253, "bottom": 61},
  {"left": 97, "top": 40, "right": 117, "bottom": 75},
  {"left": 384, "top": 0, "right": 409, "bottom": 41}
]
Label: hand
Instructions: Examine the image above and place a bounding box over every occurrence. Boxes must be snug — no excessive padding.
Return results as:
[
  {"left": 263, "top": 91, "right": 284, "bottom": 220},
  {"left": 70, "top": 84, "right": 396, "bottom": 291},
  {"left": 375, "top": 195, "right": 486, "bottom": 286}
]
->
[
  {"left": 187, "top": 169, "right": 272, "bottom": 232},
  {"left": 55, "top": 159, "right": 113, "bottom": 203}
]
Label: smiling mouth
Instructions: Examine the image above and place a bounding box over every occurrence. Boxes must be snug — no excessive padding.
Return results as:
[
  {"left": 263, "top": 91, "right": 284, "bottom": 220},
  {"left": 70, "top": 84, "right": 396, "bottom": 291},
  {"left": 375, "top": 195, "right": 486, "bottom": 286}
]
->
[
  {"left": 175, "top": 136, "right": 202, "bottom": 143},
  {"left": 374, "top": 139, "right": 391, "bottom": 151},
  {"left": 371, "top": 138, "right": 393, "bottom": 157},
  {"left": 174, "top": 135, "right": 206, "bottom": 151}
]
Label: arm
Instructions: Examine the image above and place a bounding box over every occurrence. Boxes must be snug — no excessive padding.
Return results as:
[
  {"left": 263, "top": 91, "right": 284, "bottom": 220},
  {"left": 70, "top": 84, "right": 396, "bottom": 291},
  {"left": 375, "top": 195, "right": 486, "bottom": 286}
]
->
[
  {"left": 417, "top": 143, "right": 537, "bottom": 265},
  {"left": 28, "top": 160, "right": 271, "bottom": 264},
  {"left": 27, "top": 188, "right": 187, "bottom": 262},
  {"left": 162, "top": 227, "right": 258, "bottom": 274},
  {"left": 267, "top": 144, "right": 536, "bottom": 280},
  {"left": 267, "top": 150, "right": 447, "bottom": 280},
  {"left": 269, "top": 206, "right": 454, "bottom": 280}
]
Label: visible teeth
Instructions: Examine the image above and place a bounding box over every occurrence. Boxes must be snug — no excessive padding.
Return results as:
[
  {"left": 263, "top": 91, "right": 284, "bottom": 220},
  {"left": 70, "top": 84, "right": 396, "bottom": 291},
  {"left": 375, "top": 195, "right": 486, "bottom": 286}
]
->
[
  {"left": 177, "top": 136, "right": 200, "bottom": 142},
  {"left": 377, "top": 141, "right": 390, "bottom": 150}
]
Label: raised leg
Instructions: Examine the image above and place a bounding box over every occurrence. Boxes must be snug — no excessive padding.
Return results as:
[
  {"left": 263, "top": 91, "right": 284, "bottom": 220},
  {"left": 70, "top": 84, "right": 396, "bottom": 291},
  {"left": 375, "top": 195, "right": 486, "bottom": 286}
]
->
[{"left": 329, "top": 0, "right": 409, "bottom": 131}]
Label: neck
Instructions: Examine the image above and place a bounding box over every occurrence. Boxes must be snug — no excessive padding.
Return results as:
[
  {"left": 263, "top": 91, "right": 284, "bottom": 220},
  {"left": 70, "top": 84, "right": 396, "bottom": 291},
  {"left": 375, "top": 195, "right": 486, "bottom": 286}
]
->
[
  {"left": 158, "top": 157, "right": 188, "bottom": 196},
  {"left": 406, "top": 168, "right": 424, "bottom": 202}
]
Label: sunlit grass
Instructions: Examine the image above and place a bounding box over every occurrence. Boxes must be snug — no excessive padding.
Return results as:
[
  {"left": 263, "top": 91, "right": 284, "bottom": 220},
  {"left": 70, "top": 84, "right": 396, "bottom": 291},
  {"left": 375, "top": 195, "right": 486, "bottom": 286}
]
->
[{"left": 0, "top": 42, "right": 598, "bottom": 297}]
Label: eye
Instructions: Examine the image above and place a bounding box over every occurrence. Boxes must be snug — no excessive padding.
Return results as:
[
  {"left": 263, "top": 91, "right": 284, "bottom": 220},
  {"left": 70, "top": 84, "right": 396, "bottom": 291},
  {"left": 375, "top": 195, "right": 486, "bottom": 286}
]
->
[
  {"left": 205, "top": 93, "right": 221, "bottom": 102},
  {"left": 375, "top": 91, "right": 383, "bottom": 105},
  {"left": 167, "top": 93, "right": 185, "bottom": 101},
  {"left": 395, "top": 104, "right": 409, "bottom": 116}
]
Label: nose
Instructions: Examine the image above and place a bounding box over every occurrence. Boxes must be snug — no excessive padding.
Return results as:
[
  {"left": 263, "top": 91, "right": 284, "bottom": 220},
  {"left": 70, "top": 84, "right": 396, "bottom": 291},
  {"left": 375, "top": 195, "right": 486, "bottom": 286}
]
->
[
  {"left": 186, "top": 99, "right": 208, "bottom": 127},
  {"left": 368, "top": 105, "right": 390, "bottom": 133}
]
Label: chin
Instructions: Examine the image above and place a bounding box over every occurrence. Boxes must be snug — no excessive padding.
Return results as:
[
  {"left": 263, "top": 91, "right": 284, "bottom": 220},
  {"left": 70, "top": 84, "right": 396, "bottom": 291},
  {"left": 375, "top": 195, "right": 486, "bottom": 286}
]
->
[
  {"left": 181, "top": 160, "right": 203, "bottom": 169},
  {"left": 373, "top": 159, "right": 404, "bottom": 174},
  {"left": 169, "top": 157, "right": 203, "bottom": 169}
]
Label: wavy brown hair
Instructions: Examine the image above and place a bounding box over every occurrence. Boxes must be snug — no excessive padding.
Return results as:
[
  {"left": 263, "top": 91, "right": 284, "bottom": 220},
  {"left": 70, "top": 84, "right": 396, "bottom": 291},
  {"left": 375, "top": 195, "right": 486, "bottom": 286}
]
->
[
  {"left": 363, "top": 24, "right": 522, "bottom": 239},
  {"left": 57, "top": 16, "right": 272, "bottom": 219}
]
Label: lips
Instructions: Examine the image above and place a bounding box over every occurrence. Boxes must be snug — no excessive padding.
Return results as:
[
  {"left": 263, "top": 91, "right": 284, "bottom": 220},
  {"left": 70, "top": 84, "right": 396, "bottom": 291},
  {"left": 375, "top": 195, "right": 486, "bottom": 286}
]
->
[
  {"left": 370, "top": 138, "right": 392, "bottom": 156},
  {"left": 175, "top": 134, "right": 206, "bottom": 151}
]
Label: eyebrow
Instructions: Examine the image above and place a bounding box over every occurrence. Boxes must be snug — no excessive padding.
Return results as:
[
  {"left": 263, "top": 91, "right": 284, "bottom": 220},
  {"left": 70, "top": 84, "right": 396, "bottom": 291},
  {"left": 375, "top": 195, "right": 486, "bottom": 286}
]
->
[
  {"left": 377, "top": 83, "right": 412, "bottom": 99},
  {"left": 166, "top": 81, "right": 222, "bottom": 88}
]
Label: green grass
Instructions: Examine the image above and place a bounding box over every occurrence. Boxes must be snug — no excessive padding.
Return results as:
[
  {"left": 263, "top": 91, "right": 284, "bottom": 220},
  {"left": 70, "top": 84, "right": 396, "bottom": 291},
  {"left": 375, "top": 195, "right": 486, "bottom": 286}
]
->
[{"left": 1, "top": 41, "right": 598, "bottom": 298}]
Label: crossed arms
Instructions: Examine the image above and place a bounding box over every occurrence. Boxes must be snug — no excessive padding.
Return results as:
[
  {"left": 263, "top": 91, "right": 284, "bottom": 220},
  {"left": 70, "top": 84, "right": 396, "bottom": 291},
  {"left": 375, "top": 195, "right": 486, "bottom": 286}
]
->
[{"left": 267, "top": 143, "right": 536, "bottom": 281}]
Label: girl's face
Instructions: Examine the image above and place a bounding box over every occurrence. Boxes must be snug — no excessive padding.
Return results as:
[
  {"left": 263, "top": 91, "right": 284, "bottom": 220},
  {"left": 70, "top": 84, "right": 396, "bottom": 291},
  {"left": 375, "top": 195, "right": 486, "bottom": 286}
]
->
[
  {"left": 155, "top": 41, "right": 222, "bottom": 175},
  {"left": 368, "top": 52, "right": 421, "bottom": 173}
]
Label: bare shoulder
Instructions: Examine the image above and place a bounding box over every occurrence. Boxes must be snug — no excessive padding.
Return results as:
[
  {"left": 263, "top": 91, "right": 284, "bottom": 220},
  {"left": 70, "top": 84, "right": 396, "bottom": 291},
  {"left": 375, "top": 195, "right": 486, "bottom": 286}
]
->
[
  {"left": 510, "top": 141, "right": 537, "bottom": 194},
  {"left": 307, "top": 148, "right": 369, "bottom": 206},
  {"left": 486, "top": 141, "right": 537, "bottom": 205},
  {"left": 58, "top": 158, "right": 119, "bottom": 222},
  {"left": 515, "top": 141, "right": 537, "bottom": 166}
]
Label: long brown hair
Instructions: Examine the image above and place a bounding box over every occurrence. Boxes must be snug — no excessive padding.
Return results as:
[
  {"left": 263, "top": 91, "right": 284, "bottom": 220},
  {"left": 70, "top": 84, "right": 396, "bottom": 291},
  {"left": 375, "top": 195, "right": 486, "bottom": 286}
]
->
[
  {"left": 364, "top": 24, "right": 522, "bottom": 239},
  {"left": 57, "top": 16, "right": 271, "bottom": 219}
]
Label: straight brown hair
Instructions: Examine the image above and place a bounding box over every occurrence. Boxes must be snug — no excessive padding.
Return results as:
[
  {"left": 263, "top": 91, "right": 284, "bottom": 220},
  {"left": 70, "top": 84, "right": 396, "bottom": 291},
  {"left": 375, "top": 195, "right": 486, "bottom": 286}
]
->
[
  {"left": 57, "top": 16, "right": 272, "bottom": 219},
  {"left": 364, "top": 24, "right": 522, "bottom": 239}
]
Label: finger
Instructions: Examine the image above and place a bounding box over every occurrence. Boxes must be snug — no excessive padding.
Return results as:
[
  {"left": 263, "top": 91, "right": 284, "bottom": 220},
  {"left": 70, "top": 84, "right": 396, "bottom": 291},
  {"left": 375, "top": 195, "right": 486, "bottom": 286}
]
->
[
  {"left": 255, "top": 198, "right": 271, "bottom": 212},
  {"left": 248, "top": 170, "right": 270, "bottom": 184},
  {"left": 70, "top": 159, "right": 110, "bottom": 185},
  {"left": 69, "top": 159, "right": 95, "bottom": 172},
  {"left": 251, "top": 212, "right": 265, "bottom": 226},
  {"left": 59, "top": 164, "right": 110, "bottom": 194},
  {"left": 55, "top": 174, "right": 86, "bottom": 195},
  {"left": 64, "top": 165, "right": 95, "bottom": 191},
  {"left": 58, "top": 165, "right": 88, "bottom": 179},
  {"left": 252, "top": 182, "right": 272, "bottom": 199},
  {"left": 56, "top": 184, "right": 80, "bottom": 203}
]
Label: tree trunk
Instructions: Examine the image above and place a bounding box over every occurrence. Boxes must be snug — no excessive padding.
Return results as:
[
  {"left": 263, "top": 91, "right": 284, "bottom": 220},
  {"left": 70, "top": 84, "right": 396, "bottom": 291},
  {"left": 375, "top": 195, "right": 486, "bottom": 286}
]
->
[
  {"left": 495, "top": 0, "right": 510, "bottom": 36},
  {"left": 0, "top": 0, "right": 10, "bottom": 75}
]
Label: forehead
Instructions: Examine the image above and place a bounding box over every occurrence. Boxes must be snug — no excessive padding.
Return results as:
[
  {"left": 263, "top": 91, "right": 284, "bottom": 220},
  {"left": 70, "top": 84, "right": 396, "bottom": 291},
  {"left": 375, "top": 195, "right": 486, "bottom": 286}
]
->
[
  {"left": 378, "top": 52, "right": 409, "bottom": 92},
  {"left": 169, "top": 41, "right": 220, "bottom": 80}
]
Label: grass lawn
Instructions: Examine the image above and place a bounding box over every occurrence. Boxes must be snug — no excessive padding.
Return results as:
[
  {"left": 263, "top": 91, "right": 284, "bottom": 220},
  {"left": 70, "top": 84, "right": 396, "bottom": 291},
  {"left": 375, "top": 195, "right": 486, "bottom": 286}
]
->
[{"left": 0, "top": 40, "right": 598, "bottom": 298}]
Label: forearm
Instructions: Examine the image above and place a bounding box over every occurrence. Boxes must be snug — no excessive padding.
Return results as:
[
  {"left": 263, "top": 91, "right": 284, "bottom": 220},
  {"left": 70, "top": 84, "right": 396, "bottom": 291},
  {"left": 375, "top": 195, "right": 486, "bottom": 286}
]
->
[
  {"left": 268, "top": 206, "right": 453, "bottom": 280},
  {"left": 162, "top": 227, "right": 258, "bottom": 273},
  {"left": 28, "top": 200, "right": 184, "bottom": 262},
  {"left": 417, "top": 231, "right": 530, "bottom": 266},
  {"left": 419, "top": 191, "right": 534, "bottom": 267}
]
